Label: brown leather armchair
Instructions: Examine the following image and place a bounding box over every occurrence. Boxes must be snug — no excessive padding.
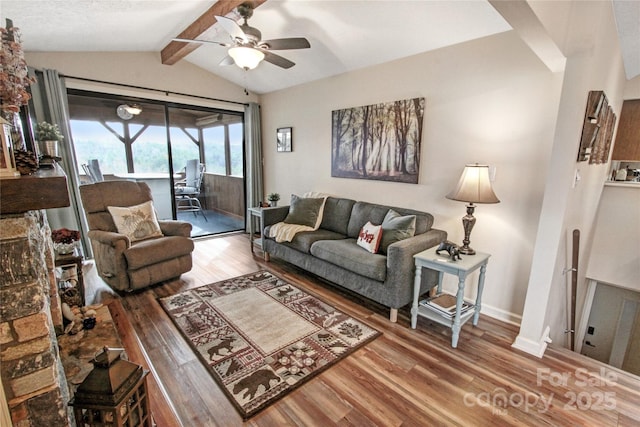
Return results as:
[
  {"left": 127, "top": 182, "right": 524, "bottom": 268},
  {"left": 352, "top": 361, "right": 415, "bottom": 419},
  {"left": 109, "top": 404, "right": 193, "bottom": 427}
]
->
[{"left": 79, "top": 180, "right": 194, "bottom": 292}]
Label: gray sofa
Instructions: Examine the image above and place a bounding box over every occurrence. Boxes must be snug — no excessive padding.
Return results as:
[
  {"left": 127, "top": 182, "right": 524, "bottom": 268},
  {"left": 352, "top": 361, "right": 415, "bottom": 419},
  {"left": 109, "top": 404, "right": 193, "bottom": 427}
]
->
[{"left": 262, "top": 196, "right": 447, "bottom": 322}]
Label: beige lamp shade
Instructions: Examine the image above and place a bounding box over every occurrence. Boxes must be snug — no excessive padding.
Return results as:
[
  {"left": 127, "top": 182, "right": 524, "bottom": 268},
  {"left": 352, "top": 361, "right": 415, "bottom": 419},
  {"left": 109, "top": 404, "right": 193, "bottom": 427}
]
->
[{"left": 446, "top": 164, "right": 500, "bottom": 204}]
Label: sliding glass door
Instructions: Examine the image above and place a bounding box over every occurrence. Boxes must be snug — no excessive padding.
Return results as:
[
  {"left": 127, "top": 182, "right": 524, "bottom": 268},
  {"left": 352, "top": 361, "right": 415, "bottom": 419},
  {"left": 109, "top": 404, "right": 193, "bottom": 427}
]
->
[
  {"left": 67, "top": 90, "right": 245, "bottom": 238},
  {"left": 167, "top": 106, "right": 245, "bottom": 236}
]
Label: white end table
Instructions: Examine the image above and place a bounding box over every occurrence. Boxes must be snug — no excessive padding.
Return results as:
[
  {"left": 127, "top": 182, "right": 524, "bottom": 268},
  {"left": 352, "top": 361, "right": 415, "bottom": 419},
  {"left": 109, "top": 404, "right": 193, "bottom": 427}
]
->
[
  {"left": 247, "top": 207, "right": 265, "bottom": 253},
  {"left": 411, "top": 246, "right": 490, "bottom": 348},
  {"left": 247, "top": 206, "right": 274, "bottom": 260}
]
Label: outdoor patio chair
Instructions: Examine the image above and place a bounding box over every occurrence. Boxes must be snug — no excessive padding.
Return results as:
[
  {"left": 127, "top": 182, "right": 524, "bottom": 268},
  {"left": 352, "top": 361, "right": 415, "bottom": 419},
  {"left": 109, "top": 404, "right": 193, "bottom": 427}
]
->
[{"left": 174, "top": 159, "right": 207, "bottom": 221}]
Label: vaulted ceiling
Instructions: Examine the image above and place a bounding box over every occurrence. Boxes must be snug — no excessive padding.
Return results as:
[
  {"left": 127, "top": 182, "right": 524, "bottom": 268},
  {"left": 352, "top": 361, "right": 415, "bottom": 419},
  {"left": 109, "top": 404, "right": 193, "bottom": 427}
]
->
[{"left": 2, "top": 1, "right": 638, "bottom": 94}]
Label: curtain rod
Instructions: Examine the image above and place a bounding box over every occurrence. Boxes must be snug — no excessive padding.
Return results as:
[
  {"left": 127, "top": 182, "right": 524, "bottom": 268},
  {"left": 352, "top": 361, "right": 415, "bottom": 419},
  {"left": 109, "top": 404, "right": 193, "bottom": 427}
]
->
[{"left": 61, "top": 74, "right": 249, "bottom": 107}]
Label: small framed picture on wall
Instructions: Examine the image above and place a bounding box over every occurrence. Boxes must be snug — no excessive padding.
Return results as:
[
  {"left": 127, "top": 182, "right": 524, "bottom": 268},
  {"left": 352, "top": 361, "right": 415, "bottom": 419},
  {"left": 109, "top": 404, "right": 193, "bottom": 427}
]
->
[{"left": 277, "top": 127, "right": 292, "bottom": 152}]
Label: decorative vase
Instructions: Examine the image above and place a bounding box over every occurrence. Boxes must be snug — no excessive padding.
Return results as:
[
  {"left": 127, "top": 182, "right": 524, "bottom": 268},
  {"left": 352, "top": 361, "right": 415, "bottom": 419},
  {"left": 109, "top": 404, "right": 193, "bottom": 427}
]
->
[
  {"left": 270, "top": 201, "right": 278, "bottom": 207},
  {"left": 40, "top": 139, "right": 59, "bottom": 158}
]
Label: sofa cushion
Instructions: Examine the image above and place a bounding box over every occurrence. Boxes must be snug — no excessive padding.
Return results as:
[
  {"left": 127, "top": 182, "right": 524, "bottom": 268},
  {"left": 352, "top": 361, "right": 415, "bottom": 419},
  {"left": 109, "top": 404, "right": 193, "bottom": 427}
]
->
[
  {"left": 284, "top": 194, "right": 325, "bottom": 228},
  {"left": 125, "top": 235, "right": 194, "bottom": 270},
  {"left": 357, "top": 221, "right": 382, "bottom": 253},
  {"left": 347, "top": 202, "right": 394, "bottom": 238},
  {"left": 108, "top": 201, "right": 164, "bottom": 242},
  {"left": 347, "top": 201, "right": 434, "bottom": 237},
  {"left": 320, "top": 197, "right": 356, "bottom": 235},
  {"left": 310, "top": 239, "right": 387, "bottom": 282},
  {"left": 397, "top": 208, "right": 433, "bottom": 234},
  {"left": 302, "top": 192, "right": 331, "bottom": 228},
  {"left": 379, "top": 209, "right": 416, "bottom": 254},
  {"left": 272, "top": 228, "right": 346, "bottom": 253}
]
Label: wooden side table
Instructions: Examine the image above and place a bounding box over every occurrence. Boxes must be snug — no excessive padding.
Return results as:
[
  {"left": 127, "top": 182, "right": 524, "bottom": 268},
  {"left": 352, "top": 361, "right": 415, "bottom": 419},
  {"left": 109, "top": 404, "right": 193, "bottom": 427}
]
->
[
  {"left": 55, "top": 247, "right": 85, "bottom": 307},
  {"left": 411, "top": 246, "right": 490, "bottom": 348}
]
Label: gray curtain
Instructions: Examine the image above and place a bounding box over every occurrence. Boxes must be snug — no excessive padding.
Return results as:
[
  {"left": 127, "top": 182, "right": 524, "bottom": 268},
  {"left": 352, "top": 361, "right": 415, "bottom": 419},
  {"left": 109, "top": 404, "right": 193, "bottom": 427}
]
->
[
  {"left": 38, "top": 69, "right": 92, "bottom": 257},
  {"left": 244, "top": 102, "right": 264, "bottom": 233}
]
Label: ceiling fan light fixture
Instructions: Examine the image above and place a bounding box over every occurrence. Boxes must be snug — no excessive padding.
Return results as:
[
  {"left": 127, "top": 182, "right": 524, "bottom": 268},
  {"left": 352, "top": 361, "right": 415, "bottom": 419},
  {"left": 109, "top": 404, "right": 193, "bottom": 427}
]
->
[{"left": 228, "top": 46, "right": 264, "bottom": 70}]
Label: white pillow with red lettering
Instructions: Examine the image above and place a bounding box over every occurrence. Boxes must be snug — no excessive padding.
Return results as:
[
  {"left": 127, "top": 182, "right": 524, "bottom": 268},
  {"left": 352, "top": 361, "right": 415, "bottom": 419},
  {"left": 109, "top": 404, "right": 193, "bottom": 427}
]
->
[{"left": 357, "top": 221, "right": 383, "bottom": 253}]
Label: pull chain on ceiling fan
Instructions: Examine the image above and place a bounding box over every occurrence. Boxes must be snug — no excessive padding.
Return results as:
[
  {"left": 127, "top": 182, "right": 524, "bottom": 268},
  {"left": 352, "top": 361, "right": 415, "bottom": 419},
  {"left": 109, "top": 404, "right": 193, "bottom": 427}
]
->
[{"left": 174, "top": 2, "right": 310, "bottom": 70}]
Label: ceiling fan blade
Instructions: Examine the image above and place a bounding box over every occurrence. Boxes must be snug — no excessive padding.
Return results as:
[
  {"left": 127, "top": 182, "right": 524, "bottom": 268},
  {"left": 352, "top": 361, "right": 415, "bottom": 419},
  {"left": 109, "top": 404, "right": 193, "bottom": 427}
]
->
[
  {"left": 219, "top": 55, "right": 235, "bottom": 66},
  {"left": 172, "top": 38, "right": 230, "bottom": 47},
  {"left": 214, "top": 15, "right": 248, "bottom": 43},
  {"left": 263, "top": 51, "right": 295, "bottom": 69},
  {"left": 259, "top": 38, "right": 310, "bottom": 50}
]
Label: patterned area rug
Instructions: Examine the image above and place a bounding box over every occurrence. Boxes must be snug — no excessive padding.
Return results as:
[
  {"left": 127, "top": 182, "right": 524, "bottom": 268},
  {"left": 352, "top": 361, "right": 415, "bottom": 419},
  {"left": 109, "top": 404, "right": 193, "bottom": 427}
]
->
[{"left": 159, "top": 270, "right": 380, "bottom": 419}]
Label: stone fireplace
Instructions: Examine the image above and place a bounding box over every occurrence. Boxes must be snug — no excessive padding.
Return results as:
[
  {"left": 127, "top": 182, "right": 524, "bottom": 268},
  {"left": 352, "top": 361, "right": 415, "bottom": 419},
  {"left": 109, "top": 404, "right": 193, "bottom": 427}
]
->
[
  {"left": 1, "top": 211, "right": 70, "bottom": 425},
  {"left": 0, "top": 166, "right": 72, "bottom": 426}
]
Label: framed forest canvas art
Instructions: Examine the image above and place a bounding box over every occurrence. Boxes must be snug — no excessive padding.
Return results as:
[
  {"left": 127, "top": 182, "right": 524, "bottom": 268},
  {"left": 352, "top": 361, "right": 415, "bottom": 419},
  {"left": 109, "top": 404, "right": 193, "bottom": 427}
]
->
[{"left": 331, "top": 97, "right": 425, "bottom": 183}]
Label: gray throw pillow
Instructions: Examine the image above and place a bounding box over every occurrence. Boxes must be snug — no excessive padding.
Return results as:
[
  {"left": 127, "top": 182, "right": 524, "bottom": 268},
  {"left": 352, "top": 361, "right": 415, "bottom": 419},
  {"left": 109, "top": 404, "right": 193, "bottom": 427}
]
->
[
  {"left": 379, "top": 209, "right": 416, "bottom": 253},
  {"left": 284, "top": 195, "right": 325, "bottom": 228}
]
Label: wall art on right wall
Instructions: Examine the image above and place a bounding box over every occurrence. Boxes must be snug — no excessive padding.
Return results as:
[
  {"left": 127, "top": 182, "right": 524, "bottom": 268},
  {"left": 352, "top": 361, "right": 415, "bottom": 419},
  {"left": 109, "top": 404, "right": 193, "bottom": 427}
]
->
[{"left": 577, "top": 90, "right": 617, "bottom": 163}]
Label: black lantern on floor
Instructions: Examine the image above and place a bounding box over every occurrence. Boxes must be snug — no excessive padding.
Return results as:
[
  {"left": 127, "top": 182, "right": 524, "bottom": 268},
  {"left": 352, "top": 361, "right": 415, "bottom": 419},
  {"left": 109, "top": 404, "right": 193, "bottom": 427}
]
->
[{"left": 69, "top": 347, "right": 151, "bottom": 426}]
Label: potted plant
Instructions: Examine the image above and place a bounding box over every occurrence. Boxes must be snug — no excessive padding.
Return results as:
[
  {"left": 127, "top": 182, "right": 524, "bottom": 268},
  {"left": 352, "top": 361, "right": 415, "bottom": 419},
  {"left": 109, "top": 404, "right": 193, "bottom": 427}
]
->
[
  {"left": 267, "top": 192, "right": 280, "bottom": 207},
  {"left": 35, "top": 121, "right": 64, "bottom": 157},
  {"left": 36, "top": 121, "right": 64, "bottom": 141}
]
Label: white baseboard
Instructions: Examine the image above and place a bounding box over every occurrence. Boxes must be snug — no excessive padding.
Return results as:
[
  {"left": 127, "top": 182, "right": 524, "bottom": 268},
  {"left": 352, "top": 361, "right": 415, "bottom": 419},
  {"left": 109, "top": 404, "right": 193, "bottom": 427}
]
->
[
  {"left": 512, "top": 326, "right": 552, "bottom": 358},
  {"left": 439, "top": 283, "right": 523, "bottom": 326},
  {"left": 479, "top": 303, "right": 522, "bottom": 326}
]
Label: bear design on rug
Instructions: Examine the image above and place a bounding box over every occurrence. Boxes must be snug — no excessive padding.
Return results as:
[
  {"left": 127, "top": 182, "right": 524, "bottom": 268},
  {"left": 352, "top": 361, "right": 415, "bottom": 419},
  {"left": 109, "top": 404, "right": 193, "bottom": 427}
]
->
[
  {"left": 233, "top": 369, "right": 281, "bottom": 400},
  {"left": 208, "top": 336, "right": 235, "bottom": 360}
]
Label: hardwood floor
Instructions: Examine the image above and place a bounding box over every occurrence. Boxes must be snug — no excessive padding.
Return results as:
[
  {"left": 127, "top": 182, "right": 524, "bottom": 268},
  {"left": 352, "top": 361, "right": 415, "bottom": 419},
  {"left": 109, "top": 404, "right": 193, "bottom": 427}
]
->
[{"left": 85, "top": 234, "right": 640, "bottom": 426}]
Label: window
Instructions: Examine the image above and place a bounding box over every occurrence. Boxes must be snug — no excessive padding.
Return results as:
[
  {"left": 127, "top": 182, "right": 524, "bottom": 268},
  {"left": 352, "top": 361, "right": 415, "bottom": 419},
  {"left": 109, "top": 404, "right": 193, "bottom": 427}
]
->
[
  {"left": 68, "top": 93, "right": 243, "bottom": 179},
  {"left": 132, "top": 125, "right": 171, "bottom": 173},
  {"left": 203, "top": 126, "right": 226, "bottom": 175},
  {"left": 71, "top": 120, "right": 127, "bottom": 174},
  {"left": 203, "top": 123, "right": 244, "bottom": 177},
  {"left": 169, "top": 126, "right": 200, "bottom": 174},
  {"left": 229, "top": 123, "right": 244, "bottom": 176}
]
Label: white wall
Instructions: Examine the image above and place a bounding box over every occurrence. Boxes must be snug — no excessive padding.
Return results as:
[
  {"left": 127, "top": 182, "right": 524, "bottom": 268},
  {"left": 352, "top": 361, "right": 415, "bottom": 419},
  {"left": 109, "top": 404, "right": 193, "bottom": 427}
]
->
[
  {"left": 260, "top": 30, "right": 563, "bottom": 323},
  {"left": 623, "top": 75, "right": 640, "bottom": 99},
  {"left": 586, "top": 185, "right": 640, "bottom": 291}
]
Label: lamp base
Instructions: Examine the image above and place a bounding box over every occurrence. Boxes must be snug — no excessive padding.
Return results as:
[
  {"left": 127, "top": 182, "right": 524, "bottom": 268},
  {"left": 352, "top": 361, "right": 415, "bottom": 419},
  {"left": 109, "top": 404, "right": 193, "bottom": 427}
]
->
[
  {"left": 458, "top": 245, "right": 476, "bottom": 255},
  {"left": 460, "top": 203, "right": 477, "bottom": 255}
]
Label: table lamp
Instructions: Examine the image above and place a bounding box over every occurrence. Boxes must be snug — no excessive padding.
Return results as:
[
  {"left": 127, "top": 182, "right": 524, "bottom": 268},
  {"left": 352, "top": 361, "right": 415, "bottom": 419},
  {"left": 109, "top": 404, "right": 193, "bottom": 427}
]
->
[{"left": 446, "top": 163, "right": 500, "bottom": 255}]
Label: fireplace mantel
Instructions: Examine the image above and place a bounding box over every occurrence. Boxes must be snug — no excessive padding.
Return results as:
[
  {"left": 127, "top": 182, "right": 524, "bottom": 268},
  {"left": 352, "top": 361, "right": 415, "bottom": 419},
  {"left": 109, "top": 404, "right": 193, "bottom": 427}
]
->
[{"left": 0, "top": 163, "right": 70, "bottom": 215}]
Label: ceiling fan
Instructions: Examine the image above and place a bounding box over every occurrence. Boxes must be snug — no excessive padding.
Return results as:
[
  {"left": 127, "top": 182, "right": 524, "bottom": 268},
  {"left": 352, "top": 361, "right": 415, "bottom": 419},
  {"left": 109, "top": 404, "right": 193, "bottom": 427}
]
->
[{"left": 174, "top": 2, "right": 310, "bottom": 70}]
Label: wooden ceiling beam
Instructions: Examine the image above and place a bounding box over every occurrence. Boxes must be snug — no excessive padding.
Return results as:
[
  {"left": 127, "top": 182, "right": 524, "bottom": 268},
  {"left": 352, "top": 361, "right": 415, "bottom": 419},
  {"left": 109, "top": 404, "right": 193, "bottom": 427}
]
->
[{"left": 161, "top": 0, "right": 267, "bottom": 65}]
